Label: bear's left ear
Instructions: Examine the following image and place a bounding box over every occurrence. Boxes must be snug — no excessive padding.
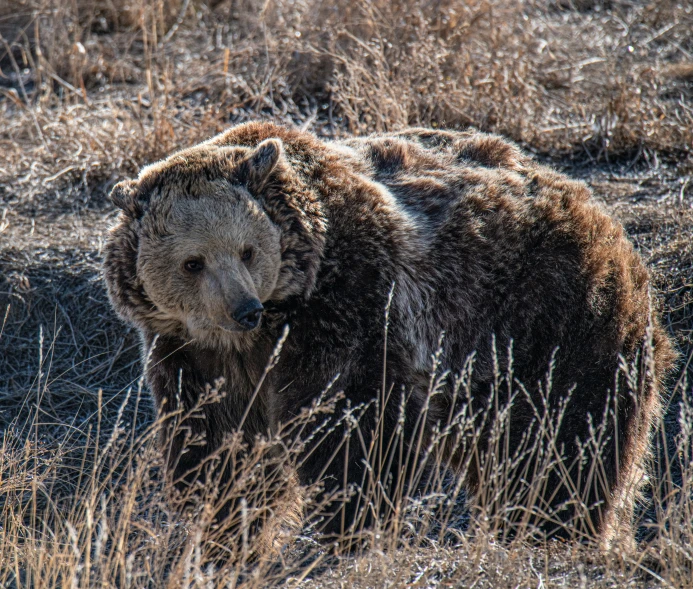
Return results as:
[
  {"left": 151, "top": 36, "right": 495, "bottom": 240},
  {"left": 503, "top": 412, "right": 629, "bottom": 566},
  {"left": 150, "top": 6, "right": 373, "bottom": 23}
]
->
[{"left": 236, "top": 138, "right": 283, "bottom": 192}]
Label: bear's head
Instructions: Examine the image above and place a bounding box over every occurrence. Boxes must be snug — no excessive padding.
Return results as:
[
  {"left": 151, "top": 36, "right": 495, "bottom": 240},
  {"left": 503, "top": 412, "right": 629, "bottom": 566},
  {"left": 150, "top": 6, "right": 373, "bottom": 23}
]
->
[{"left": 104, "top": 135, "right": 326, "bottom": 347}]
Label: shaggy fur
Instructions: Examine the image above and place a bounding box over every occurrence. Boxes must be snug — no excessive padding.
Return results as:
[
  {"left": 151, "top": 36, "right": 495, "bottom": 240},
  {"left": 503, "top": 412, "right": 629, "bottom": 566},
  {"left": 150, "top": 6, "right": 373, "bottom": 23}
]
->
[{"left": 103, "top": 122, "right": 676, "bottom": 549}]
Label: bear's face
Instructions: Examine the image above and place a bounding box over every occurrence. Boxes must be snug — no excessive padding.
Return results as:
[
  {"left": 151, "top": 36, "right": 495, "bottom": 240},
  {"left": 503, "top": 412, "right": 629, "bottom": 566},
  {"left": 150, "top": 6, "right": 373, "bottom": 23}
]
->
[
  {"left": 105, "top": 138, "right": 302, "bottom": 347},
  {"left": 138, "top": 189, "right": 282, "bottom": 343}
]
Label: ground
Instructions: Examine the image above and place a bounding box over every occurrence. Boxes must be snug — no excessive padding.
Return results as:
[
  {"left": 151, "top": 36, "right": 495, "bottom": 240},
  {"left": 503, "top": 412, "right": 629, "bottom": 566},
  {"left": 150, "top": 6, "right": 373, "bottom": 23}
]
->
[{"left": 0, "top": 1, "right": 692, "bottom": 587}]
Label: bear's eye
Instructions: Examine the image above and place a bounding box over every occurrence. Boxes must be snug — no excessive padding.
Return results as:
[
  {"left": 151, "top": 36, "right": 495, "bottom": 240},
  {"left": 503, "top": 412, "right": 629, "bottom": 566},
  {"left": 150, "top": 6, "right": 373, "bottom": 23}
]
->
[
  {"left": 241, "top": 247, "right": 254, "bottom": 264},
  {"left": 183, "top": 258, "right": 205, "bottom": 273}
]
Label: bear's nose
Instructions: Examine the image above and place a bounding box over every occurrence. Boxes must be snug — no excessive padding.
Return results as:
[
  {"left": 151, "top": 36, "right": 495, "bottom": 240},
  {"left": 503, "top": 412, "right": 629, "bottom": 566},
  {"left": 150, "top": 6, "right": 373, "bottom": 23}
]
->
[{"left": 232, "top": 299, "right": 264, "bottom": 330}]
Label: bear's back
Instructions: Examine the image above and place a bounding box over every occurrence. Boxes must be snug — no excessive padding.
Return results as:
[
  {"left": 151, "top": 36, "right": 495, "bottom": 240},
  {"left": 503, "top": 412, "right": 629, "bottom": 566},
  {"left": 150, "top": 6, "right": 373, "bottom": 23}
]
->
[{"left": 337, "top": 129, "right": 534, "bottom": 233}]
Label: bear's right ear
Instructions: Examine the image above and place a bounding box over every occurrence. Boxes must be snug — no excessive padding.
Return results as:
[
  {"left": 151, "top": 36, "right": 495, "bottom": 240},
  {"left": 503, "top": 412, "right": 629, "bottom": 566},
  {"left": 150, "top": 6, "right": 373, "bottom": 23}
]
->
[
  {"left": 234, "top": 138, "right": 284, "bottom": 193},
  {"left": 110, "top": 180, "right": 141, "bottom": 217}
]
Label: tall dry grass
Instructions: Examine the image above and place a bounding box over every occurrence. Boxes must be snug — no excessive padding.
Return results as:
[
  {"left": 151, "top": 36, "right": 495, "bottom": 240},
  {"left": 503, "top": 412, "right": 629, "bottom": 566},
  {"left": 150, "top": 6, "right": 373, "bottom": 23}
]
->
[
  {"left": 1, "top": 320, "right": 692, "bottom": 587},
  {"left": 1, "top": 0, "right": 692, "bottom": 587}
]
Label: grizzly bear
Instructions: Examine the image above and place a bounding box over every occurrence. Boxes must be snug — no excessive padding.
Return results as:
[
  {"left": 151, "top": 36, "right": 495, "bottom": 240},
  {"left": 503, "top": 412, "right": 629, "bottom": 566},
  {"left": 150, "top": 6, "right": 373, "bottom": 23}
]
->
[{"left": 103, "top": 121, "right": 675, "bottom": 550}]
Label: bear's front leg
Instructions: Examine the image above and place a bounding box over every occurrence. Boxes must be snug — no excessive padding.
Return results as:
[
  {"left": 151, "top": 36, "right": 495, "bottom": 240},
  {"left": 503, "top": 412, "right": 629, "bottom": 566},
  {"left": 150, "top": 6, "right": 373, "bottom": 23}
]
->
[
  {"left": 143, "top": 332, "right": 301, "bottom": 559},
  {"left": 142, "top": 333, "right": 228, "bottom": 490}
]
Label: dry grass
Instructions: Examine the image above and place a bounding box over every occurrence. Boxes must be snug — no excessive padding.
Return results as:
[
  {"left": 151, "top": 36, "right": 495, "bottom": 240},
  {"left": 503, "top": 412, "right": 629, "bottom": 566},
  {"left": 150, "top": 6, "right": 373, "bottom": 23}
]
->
[{"left": 1, "top": 0, "right": 692, "bottom": 587}]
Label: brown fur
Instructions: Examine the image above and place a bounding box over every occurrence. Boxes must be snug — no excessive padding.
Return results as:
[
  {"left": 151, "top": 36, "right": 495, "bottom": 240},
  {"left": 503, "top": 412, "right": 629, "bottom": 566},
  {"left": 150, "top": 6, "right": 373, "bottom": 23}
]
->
[{"left": 103, "top": 122, "right": 676, "bottom": 550}]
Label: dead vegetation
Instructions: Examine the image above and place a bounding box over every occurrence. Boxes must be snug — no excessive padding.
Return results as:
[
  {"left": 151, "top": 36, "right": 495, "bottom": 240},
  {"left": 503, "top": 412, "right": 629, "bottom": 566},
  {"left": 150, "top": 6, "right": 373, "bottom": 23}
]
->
[{"left": 1, "top": 0, "right": 692, "bottom": 587}]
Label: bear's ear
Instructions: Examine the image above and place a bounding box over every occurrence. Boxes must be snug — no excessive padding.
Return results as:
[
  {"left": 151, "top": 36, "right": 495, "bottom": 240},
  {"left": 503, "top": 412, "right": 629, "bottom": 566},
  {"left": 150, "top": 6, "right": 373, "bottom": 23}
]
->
[
  {"left": 236, "top": 138, "right": 283, "bottom": 192},
  {"left": 110, "top": 179, "right": 142, "bottom": 217}
]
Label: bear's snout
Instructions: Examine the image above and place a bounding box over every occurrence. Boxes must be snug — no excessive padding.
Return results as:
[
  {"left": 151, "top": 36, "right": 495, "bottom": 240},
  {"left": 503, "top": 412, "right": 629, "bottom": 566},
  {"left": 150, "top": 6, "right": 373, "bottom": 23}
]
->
[{"left": 232, "top": 299, "right": 264, "bottom": 330}]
